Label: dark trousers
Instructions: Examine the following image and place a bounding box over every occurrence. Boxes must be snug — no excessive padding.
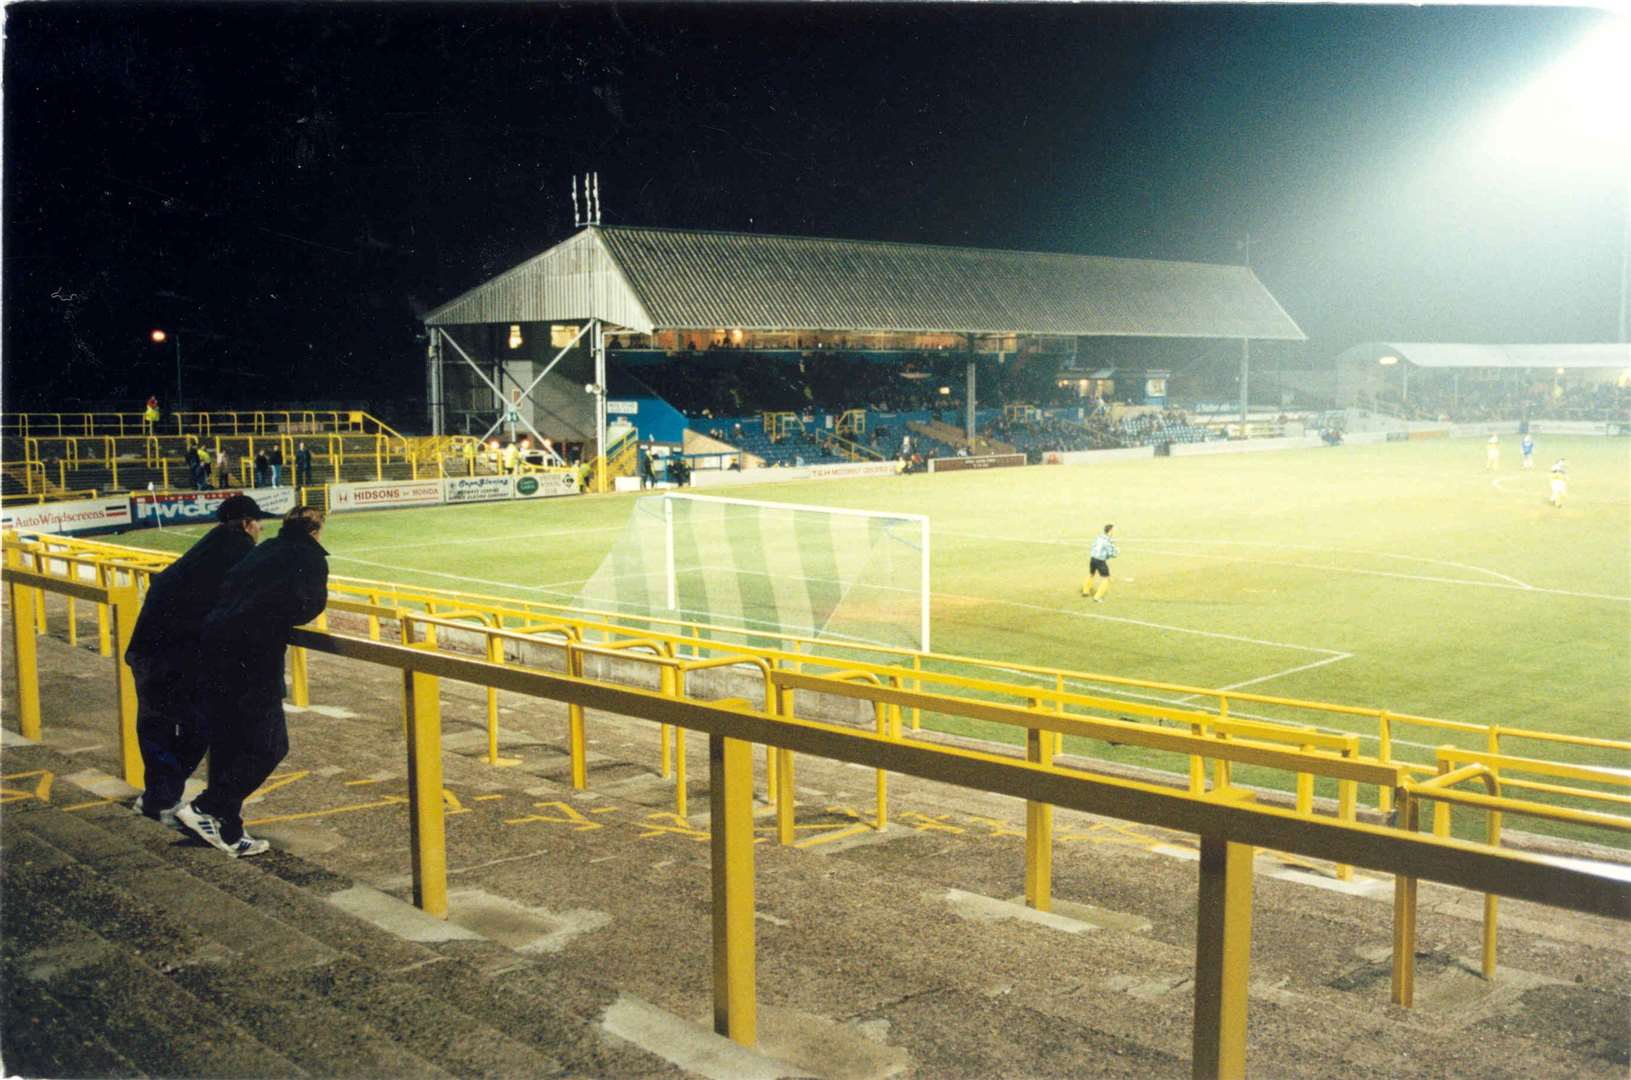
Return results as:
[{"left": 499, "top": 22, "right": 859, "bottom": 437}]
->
[
  {"left": 193, "top": 702, "right": 288, "bottom": 844},
  {"left": 132, "top": 664, "right": 209, "bottom": 815}
]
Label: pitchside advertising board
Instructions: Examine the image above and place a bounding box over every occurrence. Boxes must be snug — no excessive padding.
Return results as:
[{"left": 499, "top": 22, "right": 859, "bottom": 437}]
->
[
  {"left": 128, "top": 486, "right": 297, "bottom": 529},
  {"left": 0, "top": 495, "right": 133, "bottom": 536},
  {"left": 327, "top": 479, "right": 444, "bottom": 513},
  {"left": 927, "top": 453, "right": 1027, "bottom": 474},
  {"left": 328, "top": 473, "right": 579, "bottom": 512}
]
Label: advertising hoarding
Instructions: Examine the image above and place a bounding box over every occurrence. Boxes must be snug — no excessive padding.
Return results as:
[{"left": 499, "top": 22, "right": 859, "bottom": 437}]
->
[
  {"left": 327, "top": 479, "right": 445, "bottom": 513},
  {"left": 1, "top": 496, "right": 133, "bottom": 536}
]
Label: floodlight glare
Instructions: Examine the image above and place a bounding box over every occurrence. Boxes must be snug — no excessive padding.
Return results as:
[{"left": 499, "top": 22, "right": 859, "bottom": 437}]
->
[
  {"left": 1482, "top": 17, "right": 1631, "bottom": 160},
  {"left": 1378, "top": 355, "right": 1399, "bottom": 366}
]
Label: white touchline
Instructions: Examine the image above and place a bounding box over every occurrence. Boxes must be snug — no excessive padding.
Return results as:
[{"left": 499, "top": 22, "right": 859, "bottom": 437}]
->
[
  {"left": 931, "top": 589, "right": 1346, "bottom": 655},
  {"left": 343, "top": 524, "right": 625, "bottom": 554},
  {"left": 1173, "top": 653, "right": 1355, "bottom": 703},
  {"left": 941, "top": 528, "right": 1541, "bottom": 591},
  {"left": 1134, "top": 546, "right": 1630, "bottom": 602}
]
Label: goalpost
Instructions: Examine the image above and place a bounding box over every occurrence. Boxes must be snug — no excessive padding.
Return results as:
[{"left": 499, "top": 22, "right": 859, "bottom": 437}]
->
[{"left": 575, "top": 491, "right": 931, "bottom": 652}]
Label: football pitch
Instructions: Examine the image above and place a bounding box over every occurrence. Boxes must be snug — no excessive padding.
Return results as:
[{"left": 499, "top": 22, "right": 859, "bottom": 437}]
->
[{"left": 128, "top": 437, "right": 1631, "bottom": 843}]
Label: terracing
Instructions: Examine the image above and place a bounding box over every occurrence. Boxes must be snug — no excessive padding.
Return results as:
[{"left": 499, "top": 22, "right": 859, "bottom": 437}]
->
[
  {"left": 3, "top": 539, "right": 1629, "bottom": 1078},
  {"left": 0, "top": 410, "right": 476, "bottom": 502}
]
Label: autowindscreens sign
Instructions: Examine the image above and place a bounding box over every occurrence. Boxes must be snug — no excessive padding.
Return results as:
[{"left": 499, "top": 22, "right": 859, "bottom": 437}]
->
[{"left": 1, "top": 496, "right": 133, "bottom": 536}]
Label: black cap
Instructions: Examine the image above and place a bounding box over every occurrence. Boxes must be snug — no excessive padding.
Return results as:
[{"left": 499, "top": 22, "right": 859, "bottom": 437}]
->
[{"left": 217, "top": 494, "right": 279, "bottom": 522}]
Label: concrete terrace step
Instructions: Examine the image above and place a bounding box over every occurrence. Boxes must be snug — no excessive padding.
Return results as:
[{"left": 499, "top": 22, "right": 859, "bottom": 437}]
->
[
  {"left": 7, "top": 621, "right": 1631, "bottom": 1077},
  {"left": 0, "top": 839, "right": 305, "bottom": 1078},
  {"left": 0, "top": 741, "right": 751, "bottom": 1078}
]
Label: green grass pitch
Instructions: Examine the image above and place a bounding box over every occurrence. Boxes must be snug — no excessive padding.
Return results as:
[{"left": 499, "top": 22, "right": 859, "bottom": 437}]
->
[{"left": 128, "top": 437, "right": 1630, "bottom": 845}]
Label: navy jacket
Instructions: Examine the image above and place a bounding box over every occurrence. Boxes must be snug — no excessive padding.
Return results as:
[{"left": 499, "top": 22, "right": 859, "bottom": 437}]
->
[
  {"left": 200, "top": 529, "right": 329, "bottom": 717},
  {"left": 125, "top": 523, "right": 257, "bottom": 679}
]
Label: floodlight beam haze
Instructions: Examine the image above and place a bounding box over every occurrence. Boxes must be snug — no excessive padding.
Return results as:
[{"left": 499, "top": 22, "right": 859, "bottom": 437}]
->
[{"left": 1478, "top": 16, "right": 1631, "bottom": 340}]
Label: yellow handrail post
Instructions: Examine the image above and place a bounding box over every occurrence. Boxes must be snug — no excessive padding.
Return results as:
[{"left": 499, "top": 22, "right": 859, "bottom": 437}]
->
[
  {"left": 96, "top": 580, "right": 111, "bottom": 657},
  {"left": 710, "top": 732, "right": 757, "bottom": 1046},
  {"left": 110, "top": 585, "right": 142, "bottom": 787},
  {"left": 1212, "top": 697, "right": 1231, "bottom": 790},
  {"left": 1193, "top": 835, "right": 1254, "bottom": 1080},
  {"left": 1024, "top": 725, "right": 1054, "bottom": 912},
  {"left": 7, "top": 571, "right": 42, "bottom": 739},
  {"left": 911, "top": 653, "right": 922, "bottom": 731},
  {"left": 665, "top": 665, "right": 688, "bottom": 817},
  {"left": 1377, "top": 711, "right": 1394, "bottom": 814},
  {"left": 568, "top": 642, "right": 588, "bottom": 789},
  {"left": 1390, "top": 796, "right": 1420, "bottom": 1007},
  {"left": 1190, "top": 721, "right": 1208, "bottom": 794},
  {"left": 1482, "top": 731, "right": 1501, "bottom": 980},
  {"left": 404, "top": 665, "right": 449, "bottom": 918},
  {"left": 1296, "top": 744, "right": 1315, "bottom": 816},
  {"left": 873, "top": 700, "right": 889, "bottom": 830},
  {"left": 773, "top": 686, "right": 796, "bottom": 845},
  {"left": 289, "top": 644, "right": 311, "bottom": 708},
  {"left": 486, "top": 633, "right": 502, "bottom": 765},
  {"left": 288, "top": 609, "right": 324, "bottom": 708},
  {"left": 66, "top": 597, "right": 79, "bottom": 647}
]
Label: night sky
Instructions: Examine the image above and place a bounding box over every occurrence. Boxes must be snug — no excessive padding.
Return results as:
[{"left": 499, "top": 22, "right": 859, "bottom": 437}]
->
[{"left": 3, "top": 3, "right": 1624, "bottom": 417}]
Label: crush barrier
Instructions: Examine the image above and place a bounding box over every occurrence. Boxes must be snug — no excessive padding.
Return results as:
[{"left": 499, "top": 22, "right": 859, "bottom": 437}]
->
[{"left": 8, "top": 582, "right": 1628, "bottom": 1079}]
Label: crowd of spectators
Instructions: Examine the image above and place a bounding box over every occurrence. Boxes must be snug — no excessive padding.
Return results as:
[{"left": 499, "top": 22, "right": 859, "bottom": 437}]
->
[
  {"left": 1366, "top": 379, "right": 1631, "bottom": 425},
  {"left": 622, "top": 349, "right": 1104, "bottom": 420}
]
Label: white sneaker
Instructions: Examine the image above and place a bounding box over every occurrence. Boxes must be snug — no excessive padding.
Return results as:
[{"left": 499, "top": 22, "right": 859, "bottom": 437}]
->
[
  {"left": 175, "top": 802, "right": 267, "bottom": 857},
  {"left": 226, "top": 834, "right": 271, "bottom": 858}
]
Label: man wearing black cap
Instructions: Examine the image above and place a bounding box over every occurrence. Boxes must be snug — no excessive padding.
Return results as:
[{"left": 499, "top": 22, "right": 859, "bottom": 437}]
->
[
  {"left": 126, "top": 493, "right": 279, "bottom": 830},
  {"left": 179, "top": 506, "right": 329, "bottom": 858}
]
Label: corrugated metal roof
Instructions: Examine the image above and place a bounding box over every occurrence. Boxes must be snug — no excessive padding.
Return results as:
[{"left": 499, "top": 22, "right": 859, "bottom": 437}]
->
[
  {"left": 1337, "top": 342, "right": 1631, "bottom": 370},
  {"left": 427, "top": 225, "right": 1305, "bottom": 340}
]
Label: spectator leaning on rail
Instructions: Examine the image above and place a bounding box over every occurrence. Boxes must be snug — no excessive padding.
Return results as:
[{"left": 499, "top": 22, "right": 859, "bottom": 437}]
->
[
  {"left": 125, "top": 494, "right": 280, "bottom": 831},
  {"left": 178, "top": 506, "right": 330, "bottom": 858}
]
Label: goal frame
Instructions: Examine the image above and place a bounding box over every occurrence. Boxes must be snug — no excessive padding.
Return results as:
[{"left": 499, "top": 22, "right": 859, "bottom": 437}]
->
[{"left": 657, "top": 491, "right": 931, "bottom": 653}]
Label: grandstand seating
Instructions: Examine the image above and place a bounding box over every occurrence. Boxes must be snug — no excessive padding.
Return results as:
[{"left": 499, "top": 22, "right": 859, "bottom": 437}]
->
[{"left": 706, "top": 416, "right": 848, "bottom": 468}]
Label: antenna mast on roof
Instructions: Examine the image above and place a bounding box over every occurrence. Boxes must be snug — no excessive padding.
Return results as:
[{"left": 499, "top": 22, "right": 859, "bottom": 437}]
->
[
  {"left": 591, "top": 172, "right": 602, "bottom": 225},
  {"left": 571, "top": 176, "right": 581, "bottom": 228}
]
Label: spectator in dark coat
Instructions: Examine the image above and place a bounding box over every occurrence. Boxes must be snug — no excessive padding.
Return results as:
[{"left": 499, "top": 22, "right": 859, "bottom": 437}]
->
[
  {"left": 295, "top": 441, "right": 314, "bottom": 487},
  {"left": 268, "top": 445, "right": 284, "bottom": 487},
  {"left": 178, "top": 506, "right": 330, "bottom": 858},
  {"left": 125, "top": 494, "right": 279, "bottom": 828},
  {"left": 253, "top": 449, "right": 270, "bottom": 488}
]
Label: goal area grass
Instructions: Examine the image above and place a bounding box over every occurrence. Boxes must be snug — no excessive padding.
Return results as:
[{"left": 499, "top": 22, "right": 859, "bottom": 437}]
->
[{"left": 128, "top": 436, "right": 1630, "bottom": 846}]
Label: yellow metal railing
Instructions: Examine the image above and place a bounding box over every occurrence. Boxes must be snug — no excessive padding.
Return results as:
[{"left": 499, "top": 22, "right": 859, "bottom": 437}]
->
[
  {"left": 7, "top": 548, "right": 1629, "bottom": 1078},
  {"left": 818, "top": 429, "right": 884, "bottom": 462},
  {"left": 1, "top": 409, "right": 404, "bottom": 440},
  {"left": 17, "top": 531, "right": 1629, "bottom": 825},
  {"left": 3, "top": 429, "right": 428, "bottom": 492},
  {"left": 762, "top": 411, "right": 802, "bottom": 442},
  {"left": 585, "top": 429, "right": 639, "bottom": 494}
]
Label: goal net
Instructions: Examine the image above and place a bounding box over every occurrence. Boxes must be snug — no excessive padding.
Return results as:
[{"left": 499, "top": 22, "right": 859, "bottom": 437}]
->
[{"left": 573, "top": 492, "right": 930, "bottom": 652}]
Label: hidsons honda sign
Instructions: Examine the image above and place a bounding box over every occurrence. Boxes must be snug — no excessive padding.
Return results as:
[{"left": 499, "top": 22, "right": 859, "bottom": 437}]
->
[{"left": 326, "top": 479, "right": 445, "bottom": 512}]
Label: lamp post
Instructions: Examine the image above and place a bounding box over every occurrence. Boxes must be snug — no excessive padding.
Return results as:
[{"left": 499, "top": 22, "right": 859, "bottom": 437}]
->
[{"left": 151, "top": 328, "right": 181, "bottom": 404}]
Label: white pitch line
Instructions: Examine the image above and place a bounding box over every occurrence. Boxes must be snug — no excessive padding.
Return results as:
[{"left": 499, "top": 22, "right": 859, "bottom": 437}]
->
[
  {"left": 1133, "top": 546, "right": 1629, "bottom": 603},
  {"left": 343, "top": 524, "right": 625, "bottom": 555},
  {"left": 941, "top": 528, "right": 1538, "bottom": 591},
  {"left": 932, "top": 589, "right": 1346, "bottom": 655}
]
